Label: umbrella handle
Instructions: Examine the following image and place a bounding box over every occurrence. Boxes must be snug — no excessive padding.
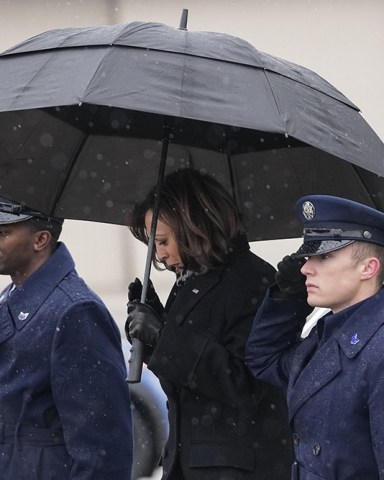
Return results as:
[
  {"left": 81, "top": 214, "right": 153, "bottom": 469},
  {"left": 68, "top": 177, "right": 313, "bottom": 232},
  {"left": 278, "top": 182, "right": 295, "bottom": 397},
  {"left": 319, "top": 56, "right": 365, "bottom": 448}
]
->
[
  {"left": 127, "top": 338, "right": 144, "bottom": 383},
  {"left": 126, "top": 273, "right": 151, "bottom": 383}
]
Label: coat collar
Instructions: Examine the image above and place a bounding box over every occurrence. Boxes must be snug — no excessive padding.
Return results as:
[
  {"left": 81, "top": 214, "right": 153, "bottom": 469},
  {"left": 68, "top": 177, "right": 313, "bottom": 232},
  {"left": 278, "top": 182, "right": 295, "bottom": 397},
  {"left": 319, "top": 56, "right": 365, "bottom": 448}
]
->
[
  {"left": 334, "top": 291, "right": 384, "bottom": 358},
  {"left": 288, "top": 289, "right": 384, "bottom": 421},
  {"left": 5, "top": 242, "right": 75, "bottom": 331},
  {"left": 288, "top": 335, "right": 340, "bottom": 421},
  {"left": 166, "top": 268, "right": 223, "bottom": 325},
  {"left": 165, "top": 234, "right": 250, "bottom": 325}
]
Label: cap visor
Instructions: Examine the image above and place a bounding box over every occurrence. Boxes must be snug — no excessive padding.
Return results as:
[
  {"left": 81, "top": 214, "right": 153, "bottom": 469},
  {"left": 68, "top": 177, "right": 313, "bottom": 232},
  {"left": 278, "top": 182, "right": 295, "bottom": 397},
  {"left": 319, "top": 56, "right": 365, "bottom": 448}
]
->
[
  {"left": 294, "top": 240, "right": 354, "bottom": 258},
  {"left": 0, "top": 213, "right": 33, "bottom": 225}
]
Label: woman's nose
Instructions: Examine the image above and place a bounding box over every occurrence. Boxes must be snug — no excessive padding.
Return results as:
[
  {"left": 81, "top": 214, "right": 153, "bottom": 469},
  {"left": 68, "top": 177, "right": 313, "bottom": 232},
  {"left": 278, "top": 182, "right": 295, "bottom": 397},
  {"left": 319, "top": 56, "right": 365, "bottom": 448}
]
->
[{"left": 157, "top": 245, "right": 167, "bottom": 260}]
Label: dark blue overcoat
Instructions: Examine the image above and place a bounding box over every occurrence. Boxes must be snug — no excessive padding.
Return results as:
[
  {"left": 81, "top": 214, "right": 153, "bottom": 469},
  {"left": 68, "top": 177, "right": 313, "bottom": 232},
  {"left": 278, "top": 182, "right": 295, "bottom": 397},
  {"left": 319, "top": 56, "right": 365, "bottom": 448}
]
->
[
  {"left": 0, "top": 243, "right": 132, "bottom": 479},
  {"left": 246, "top": 289, "right": 384, "bottom": 480}
]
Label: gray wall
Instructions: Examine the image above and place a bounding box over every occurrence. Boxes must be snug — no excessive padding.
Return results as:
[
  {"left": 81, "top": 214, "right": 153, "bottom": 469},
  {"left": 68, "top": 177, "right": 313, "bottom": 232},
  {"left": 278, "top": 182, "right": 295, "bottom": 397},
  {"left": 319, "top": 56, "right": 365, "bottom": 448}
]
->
[{"left": 0, "top": 0, "right": 383, "bottom": 332}]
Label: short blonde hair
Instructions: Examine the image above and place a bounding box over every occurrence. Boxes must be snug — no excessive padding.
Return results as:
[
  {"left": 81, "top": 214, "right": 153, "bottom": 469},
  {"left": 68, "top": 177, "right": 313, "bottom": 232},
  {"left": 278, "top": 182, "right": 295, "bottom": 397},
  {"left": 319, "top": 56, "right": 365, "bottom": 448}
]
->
[{"left": 352, "top": 241, "right": 384, "bottom": 287}]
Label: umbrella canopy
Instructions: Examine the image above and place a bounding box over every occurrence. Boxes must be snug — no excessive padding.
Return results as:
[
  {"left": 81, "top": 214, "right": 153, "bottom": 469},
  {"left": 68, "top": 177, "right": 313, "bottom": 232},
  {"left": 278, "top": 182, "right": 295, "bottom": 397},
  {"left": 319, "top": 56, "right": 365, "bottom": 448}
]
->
[{"left": 0, "top": 21, "right": 384, "bottom": 241}]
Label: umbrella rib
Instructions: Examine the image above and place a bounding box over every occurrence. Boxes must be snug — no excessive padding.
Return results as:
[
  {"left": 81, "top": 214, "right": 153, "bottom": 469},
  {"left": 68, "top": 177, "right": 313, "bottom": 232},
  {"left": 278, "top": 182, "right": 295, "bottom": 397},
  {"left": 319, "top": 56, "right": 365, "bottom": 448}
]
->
[
  {"left": 263, "top": 69, "right": 286, "bottom": 134},
  {"left": 344, "top": 165, "right": 382, "bottom": 208},
  {"left": 49, "top": 107, "right": 100, "bottom": 216},
  {"left": 226, "top": 155, "right": 240, "bottom": 218}
]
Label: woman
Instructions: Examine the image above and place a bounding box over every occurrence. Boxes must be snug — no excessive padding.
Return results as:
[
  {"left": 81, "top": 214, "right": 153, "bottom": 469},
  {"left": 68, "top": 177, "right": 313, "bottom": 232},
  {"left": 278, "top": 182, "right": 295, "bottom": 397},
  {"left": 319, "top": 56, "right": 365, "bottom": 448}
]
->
[{"left": 126, "top": 169, "right": 293, "bottom": 480}]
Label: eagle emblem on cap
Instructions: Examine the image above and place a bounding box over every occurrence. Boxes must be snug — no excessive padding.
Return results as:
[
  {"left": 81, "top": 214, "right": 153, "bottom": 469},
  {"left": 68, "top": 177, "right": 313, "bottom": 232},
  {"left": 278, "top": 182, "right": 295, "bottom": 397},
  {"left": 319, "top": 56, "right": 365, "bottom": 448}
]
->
[{"left": 302, "top": 201, "right": 315, "bottom": 220}]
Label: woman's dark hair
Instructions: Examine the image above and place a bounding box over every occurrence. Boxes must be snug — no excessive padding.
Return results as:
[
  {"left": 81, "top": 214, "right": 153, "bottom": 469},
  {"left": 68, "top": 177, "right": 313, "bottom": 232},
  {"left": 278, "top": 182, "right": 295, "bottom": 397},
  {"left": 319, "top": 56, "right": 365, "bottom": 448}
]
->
[{"left": 129, "top": 169, "right": 245, "bottom": 272}]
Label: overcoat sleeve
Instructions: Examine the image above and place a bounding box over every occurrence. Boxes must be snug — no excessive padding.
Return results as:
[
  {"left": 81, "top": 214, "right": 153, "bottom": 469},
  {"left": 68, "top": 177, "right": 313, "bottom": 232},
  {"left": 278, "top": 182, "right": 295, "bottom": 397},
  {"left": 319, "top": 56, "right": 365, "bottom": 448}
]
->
[
  {"left": 245, "top": 289, "right": 311, "bottom": 390},
  {"left": 51, "top": 300, "right": 133, "bottom": 480}
]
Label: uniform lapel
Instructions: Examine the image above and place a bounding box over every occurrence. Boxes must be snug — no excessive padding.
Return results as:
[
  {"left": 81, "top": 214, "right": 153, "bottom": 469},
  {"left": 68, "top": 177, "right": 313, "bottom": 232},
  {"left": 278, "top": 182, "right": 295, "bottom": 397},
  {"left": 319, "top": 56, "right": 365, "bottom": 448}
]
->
[
  {"left": 0, "top": 300, "right": 15, "bottom": 344},
  {"left": 0, "top": 285, "right": 19, "bottom": 343},
  {"left": 6, "top": 243, "right": 74, "bottom": 331},
  {"left": 7, "top": 279, "right": 53, "bottom": 330},
  {"left": 288, "top": 337, "right": 341, "bottom": 421}
]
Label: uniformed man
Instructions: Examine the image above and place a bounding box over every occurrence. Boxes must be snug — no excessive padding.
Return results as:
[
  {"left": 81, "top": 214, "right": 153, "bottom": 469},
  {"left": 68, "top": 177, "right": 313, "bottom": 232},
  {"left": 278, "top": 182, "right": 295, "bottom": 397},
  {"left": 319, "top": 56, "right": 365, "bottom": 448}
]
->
[
  {"left": 245, "top": 194, "right": 384, "bottom": 480},
  {"left": 0, "top": 197, "right": 133, "bottom": 479}
]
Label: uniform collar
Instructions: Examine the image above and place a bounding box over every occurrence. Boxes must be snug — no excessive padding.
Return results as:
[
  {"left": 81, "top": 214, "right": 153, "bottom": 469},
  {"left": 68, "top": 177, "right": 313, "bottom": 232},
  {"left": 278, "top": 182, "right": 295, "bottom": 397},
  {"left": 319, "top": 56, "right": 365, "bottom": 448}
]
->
[
  {"left": 316, "top": 301, "right": 361, "bottom": 346},
  {"left": 316, "top": 289, "right": 384, "bottom": 358},
  {"left": 6, "top": 242, "right": 75, "bottom": 329}
]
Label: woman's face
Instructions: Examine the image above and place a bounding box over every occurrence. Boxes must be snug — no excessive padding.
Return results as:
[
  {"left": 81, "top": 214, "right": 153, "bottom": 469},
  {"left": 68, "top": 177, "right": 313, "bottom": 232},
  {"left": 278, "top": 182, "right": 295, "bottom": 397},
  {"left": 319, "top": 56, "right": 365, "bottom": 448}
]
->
[{"left": 145, "top": 210, "right": 183, "bottom": 274}]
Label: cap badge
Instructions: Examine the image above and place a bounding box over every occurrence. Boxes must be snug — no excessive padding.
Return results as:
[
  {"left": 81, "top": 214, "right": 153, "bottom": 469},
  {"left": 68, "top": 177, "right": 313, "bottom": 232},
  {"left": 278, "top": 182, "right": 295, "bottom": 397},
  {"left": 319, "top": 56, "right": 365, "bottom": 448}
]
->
[
  {"left": 302, "top": 201, "right": 315, "bottom": 220},
  {"left": 350, "top": 333, "right": 360, "bottom": 345}
]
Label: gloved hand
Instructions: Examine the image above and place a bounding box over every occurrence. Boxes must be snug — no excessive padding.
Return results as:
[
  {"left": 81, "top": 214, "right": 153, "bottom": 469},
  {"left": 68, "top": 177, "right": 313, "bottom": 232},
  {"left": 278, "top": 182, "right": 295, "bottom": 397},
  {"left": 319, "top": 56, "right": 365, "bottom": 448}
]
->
[
  {"left": 125, "top": 302, "right": 163, "bottom": 347},
  {"left": 275, "top": 254, "right": 307, "bottom": 298},
  {"left": 128, "top": 277, "right": 164, "bottom": 315}
]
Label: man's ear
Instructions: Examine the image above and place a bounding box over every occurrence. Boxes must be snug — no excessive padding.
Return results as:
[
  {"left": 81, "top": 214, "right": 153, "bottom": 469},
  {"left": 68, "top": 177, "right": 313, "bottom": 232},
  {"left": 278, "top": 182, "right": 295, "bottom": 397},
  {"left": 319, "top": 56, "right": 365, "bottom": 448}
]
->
[
  {"left": 361, "top": 257, "right": 380, "bottom": 280},
  {"left": 34, "top": 230, "right": 52, "bottom": 252}
]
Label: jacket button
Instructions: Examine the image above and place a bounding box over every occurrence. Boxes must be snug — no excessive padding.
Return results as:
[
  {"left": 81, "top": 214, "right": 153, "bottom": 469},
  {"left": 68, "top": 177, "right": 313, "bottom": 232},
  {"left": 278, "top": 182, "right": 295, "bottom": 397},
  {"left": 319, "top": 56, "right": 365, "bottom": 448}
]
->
[
  {"left": 313, "top": 444, "right": 321, "bottom": 455},
  {"left": 293, "top": 433, "right": 300, "bottom": 445}
]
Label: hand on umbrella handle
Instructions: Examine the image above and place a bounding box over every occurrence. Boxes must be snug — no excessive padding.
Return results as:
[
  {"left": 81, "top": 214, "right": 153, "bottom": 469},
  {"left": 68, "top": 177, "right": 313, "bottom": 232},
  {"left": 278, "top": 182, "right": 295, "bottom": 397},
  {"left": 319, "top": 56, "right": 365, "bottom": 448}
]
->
[
  {"left": 126, "top": 301, "right": 163, "bottom": 382},
  {"left": 126, "top": 302, "right": 163, "bottom": 346},
  {"left": 126, "top": 300, "right": 147, "bottom": 383},
  {"left": 128, "top": 277, "right": 164, "bottom": 315}
]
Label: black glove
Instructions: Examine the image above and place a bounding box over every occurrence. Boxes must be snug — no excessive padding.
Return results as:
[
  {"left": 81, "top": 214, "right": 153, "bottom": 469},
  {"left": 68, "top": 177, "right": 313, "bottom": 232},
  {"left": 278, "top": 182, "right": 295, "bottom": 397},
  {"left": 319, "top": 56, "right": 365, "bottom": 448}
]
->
[
  {"left": 125, "top": 302, "right": 163, "bottom": 347},
  {"left": 127, "top": 277, "right": 164, "bottom": 315},
  {"left": 275, "top": 254, "right": 307, "bottom": 298}
]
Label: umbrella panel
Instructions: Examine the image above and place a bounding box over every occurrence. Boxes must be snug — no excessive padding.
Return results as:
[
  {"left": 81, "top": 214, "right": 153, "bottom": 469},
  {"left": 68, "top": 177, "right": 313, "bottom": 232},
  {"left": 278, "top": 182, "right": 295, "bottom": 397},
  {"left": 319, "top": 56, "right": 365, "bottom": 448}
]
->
[{"left": 0, "top": 105, "right": 383, "bottom": 241}]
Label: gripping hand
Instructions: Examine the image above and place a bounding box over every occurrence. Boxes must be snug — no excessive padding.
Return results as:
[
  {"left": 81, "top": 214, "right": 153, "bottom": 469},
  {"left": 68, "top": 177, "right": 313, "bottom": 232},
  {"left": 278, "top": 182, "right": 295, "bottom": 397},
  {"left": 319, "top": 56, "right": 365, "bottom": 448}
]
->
[
  {"left": 127, "top": 277, "right": 164, "bottom": 315},
  {"left": 125, "top": 302, "right": 163, "bottom": 347}
]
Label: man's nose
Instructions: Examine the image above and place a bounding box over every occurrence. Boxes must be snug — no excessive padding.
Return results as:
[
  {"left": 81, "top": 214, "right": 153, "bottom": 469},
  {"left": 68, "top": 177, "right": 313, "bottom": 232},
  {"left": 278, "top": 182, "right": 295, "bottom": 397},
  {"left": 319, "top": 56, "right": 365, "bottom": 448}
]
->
[{"left": 301, "top": 258, "right": 311, "bottom": 275}]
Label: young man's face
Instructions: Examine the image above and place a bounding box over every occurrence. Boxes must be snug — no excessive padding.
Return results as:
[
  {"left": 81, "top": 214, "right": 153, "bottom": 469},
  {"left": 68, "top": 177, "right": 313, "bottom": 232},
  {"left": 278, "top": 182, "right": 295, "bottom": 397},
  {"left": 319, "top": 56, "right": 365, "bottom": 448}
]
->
[{"left": 300, "top": 243, "right": 371, "bottom": 313}]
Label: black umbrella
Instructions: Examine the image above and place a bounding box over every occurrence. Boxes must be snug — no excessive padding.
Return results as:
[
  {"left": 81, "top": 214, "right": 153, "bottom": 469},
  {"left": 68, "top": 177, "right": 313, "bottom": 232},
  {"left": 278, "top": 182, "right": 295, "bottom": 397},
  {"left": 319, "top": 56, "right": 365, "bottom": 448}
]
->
[{"left": 1, "top": 17, "right": 384, "bottom": 380}]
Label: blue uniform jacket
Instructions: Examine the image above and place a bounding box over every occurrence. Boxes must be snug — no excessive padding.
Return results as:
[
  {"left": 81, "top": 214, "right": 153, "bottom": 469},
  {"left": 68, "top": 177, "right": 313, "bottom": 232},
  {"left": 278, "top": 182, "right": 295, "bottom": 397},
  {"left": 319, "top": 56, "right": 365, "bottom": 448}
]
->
[
  {"left": 245, "top": 289, "right": 384, "bottom": 480},
  {"left": 0, "top": 242, "right": 132, "bottom": 479}
]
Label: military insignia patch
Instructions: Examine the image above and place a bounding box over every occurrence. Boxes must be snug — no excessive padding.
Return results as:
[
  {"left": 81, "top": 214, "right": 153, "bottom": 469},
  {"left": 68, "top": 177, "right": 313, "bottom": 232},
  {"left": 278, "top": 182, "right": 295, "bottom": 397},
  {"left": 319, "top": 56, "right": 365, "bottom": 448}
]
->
[{"left": 302, "top": 201, "right": 315, "bottom": 220}]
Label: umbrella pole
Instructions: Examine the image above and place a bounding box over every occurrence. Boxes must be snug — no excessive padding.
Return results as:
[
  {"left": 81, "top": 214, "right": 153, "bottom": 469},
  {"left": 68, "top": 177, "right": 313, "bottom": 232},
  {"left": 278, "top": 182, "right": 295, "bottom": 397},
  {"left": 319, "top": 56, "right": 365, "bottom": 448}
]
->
[{"left": 127, "top": 124, "right": 171, "bottom": 383}]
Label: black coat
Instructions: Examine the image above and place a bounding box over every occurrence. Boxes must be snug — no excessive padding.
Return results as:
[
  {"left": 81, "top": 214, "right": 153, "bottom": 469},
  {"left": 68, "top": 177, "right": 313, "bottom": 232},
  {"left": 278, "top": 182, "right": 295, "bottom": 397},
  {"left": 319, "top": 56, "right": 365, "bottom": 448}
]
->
[{"left": 147, "top": 236, "right": 294, "bottom": 480}]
